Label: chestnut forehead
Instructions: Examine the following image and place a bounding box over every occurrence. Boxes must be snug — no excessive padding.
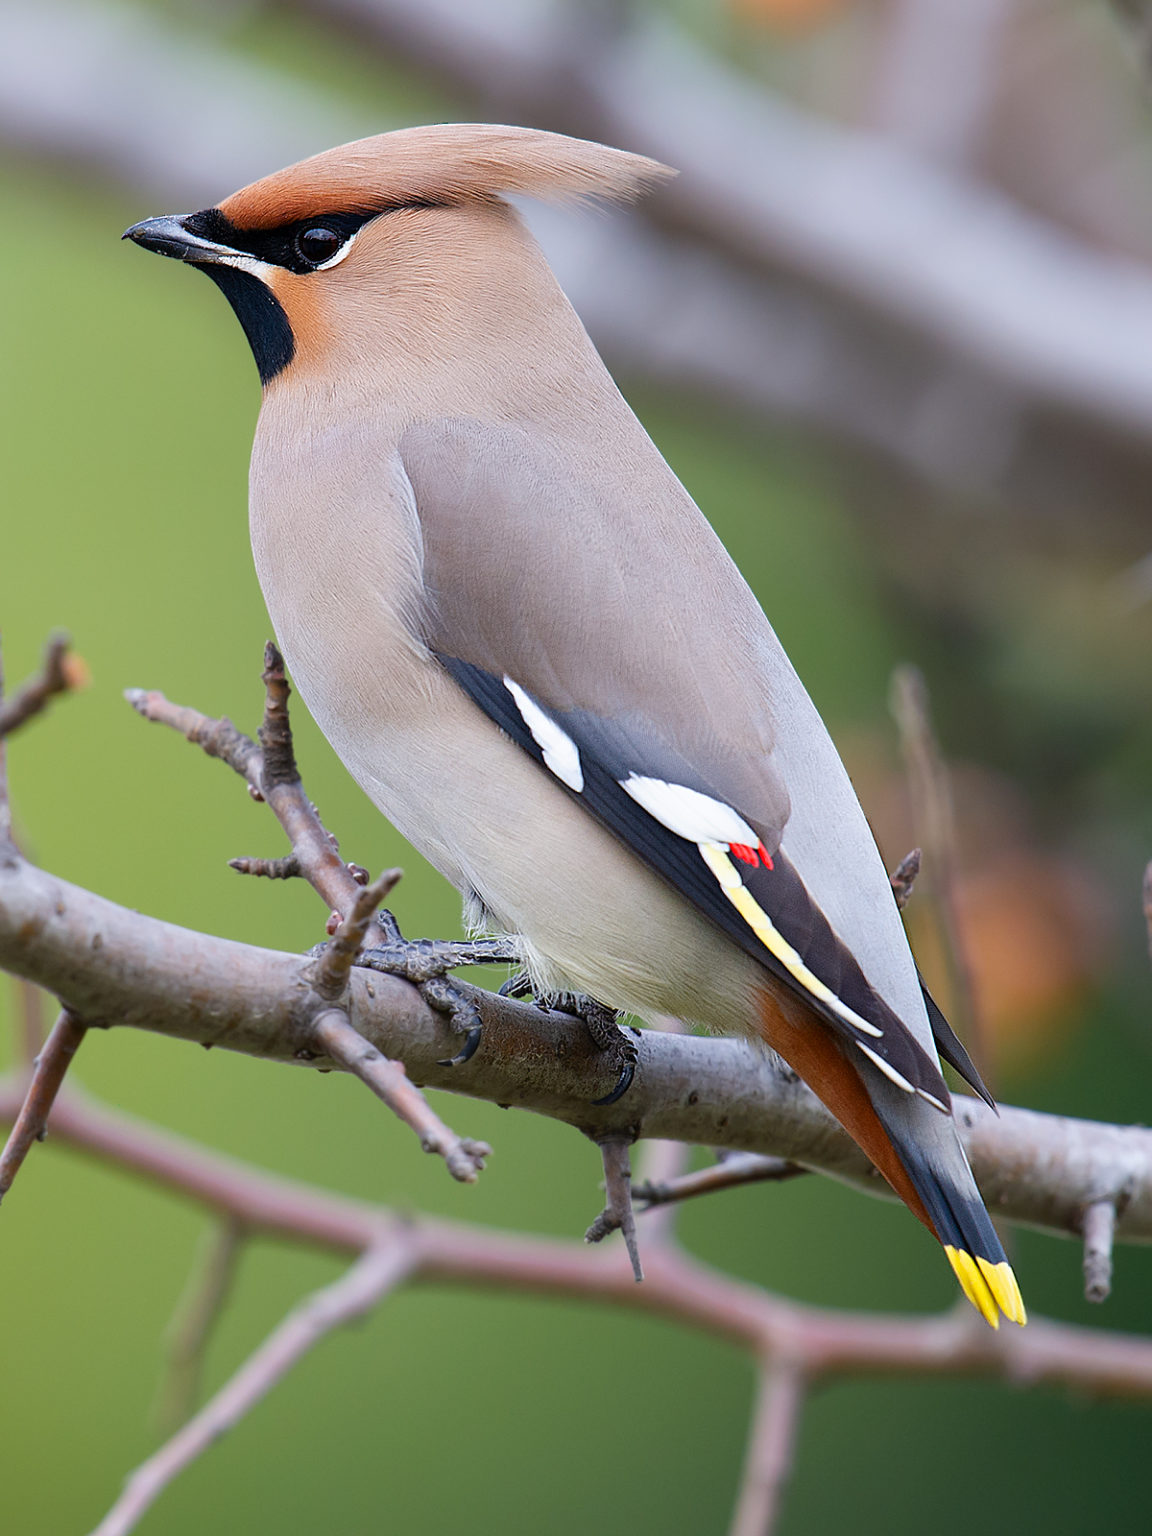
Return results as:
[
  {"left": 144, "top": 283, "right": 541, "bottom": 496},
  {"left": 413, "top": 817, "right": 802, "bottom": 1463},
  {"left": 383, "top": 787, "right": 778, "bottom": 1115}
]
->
[{"left": 219, "top": 163, "right": 453, "bottom": 232}]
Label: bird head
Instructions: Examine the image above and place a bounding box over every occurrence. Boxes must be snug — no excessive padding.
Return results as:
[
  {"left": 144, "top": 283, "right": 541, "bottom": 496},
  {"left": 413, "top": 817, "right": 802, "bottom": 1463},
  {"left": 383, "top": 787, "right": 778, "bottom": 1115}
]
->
[{"left": 123, "top": 123, "right": 674, "bottom": 389}]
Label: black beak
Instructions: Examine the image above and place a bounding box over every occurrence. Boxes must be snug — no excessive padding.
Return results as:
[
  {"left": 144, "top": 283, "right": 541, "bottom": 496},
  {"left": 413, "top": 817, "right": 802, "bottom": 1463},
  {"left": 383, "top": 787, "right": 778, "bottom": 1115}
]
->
[{"left": 122, "top": 214, "right": 238, "bottom": 264}]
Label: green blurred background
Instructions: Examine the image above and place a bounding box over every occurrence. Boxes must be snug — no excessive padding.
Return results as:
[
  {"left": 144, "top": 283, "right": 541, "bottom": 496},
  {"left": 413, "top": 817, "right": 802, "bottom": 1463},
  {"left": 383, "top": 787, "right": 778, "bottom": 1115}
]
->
[{"left": 5, "top": 2, "right": 1152, "bottom": 1532}]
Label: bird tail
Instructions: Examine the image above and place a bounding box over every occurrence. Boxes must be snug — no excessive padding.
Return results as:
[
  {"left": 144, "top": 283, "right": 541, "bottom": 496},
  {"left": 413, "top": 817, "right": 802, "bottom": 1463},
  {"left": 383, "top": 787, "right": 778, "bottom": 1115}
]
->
[
  {"left": 869, "top": 1092, "right": 1026, "bottom": 1329},
  {"left": 755, "top": 988, "right": 1025, "bottom": 1328}
]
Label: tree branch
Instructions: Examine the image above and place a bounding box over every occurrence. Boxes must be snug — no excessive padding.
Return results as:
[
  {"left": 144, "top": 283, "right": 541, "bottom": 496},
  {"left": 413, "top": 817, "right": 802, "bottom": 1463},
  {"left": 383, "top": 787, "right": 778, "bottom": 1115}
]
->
[
  {"left": 0, "top": 1010, "right": 86, "bottom": 1203},
  {"left": 128, "top": 643, "right": 361, "bottom": 916},
  {"left": 9, "top": 0, "right": 1152, "bottom": 519},
  {"left": 2, "top": 842, "right": 1152, "bottom": 1247},
  {"left": 126, "top": 657, "right": 489, "bottom": 1181},
  {"left": 6, "top": 1074, "right": 1152, "bottom": 1408},
  {"left": 890, "top": 664, "right": 986, "bottom": 1075},
  {"left": 154, "top": 1216, "right": 247, "bottom": 1434},
  {"left": 2, "top": 1066, "right": 1147, "bottom": 1533},
  {"left": 635, "top": 1153, "right": 807, "bottom": 1214},
  {"left": 0, "top": 632, "right": 82, "bottom": 739},
  {"left": 729, "top": 1361, "right": 807, "bottom": 1536},
  {"left": 90, "top": 1240, "right": 414, "bottom": 1536}
]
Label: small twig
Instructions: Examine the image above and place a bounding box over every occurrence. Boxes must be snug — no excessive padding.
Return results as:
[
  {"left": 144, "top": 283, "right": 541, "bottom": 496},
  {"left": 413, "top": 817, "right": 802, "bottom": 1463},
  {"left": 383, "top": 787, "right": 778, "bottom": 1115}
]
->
[
  {"left": 90, "top": 1240, "right": 413, "bottom": 1536},
  {"left": 729, "top": 1361, "right": 807, "bottom": 1536},
  {"left": 154, "top": 1217, "right": 248, "bottom": 1433},
  {"left": 0, "top": 1010, "right": 87, "bottom": 1203},
  {"left": 1, "top": 633, "right": 85, "bottom": 841},
  {"left": 1082, "top": 1199, "right": 1117, "bottom": 1304},
  {"left": 0, "top": 632, "right": 84, "bottom": 739},
  {"left": 308, "top": 1009, "right": 490, "bottom": 1182},
  {"left": 890, "top": 665, "right": 989, "bottom": 1080},
  {"left": 586, "top": 1137, "right": 644, "bottom": 1281},
  {"left": 311, "top": 868, "right": 404, "bottom": 1002},
  {"left": 125, "top": 690, "right": 261, "bottom": 785},
  {"left": 890, "top": 847, "right": 922, "bottom": 910},
  {"left": 254, "top": 645, "right": 361, "bottom": 912},
  {"left": 127, "top": 647, "right": 359, "bottom": 914},
  {"left": 256, "top": 641, "right": 299, "bottom": 790},
  {"left": 228, "top": 853, "right": 301, "bottom": 880},
  {"left": 635, "top": 1153, "right": 808, "bottom": 1213}
]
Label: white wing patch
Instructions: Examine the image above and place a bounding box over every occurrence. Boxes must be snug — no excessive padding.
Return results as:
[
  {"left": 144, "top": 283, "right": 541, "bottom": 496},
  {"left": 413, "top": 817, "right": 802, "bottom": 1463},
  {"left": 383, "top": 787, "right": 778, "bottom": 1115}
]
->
[
  {"left": 621, "top": 775, "right": 760, "bottom": 847},
  {"left": 696, "top": 841, "right": 891, "bottom": 1048},
  {"left": 503, "top": 678, "right": 584, "bottom": 792}
]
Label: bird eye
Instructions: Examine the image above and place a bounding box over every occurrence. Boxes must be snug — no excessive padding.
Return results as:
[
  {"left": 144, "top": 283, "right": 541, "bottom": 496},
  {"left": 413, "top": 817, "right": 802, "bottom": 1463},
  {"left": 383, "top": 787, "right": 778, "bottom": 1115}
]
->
[{"left": 295, "top": 226, "right": 344, "bottom": 267}]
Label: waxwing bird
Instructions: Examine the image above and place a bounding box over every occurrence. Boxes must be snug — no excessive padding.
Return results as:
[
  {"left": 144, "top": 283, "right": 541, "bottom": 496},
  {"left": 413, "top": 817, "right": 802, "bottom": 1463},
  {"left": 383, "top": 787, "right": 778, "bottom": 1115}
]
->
[{"left": 124, "top": 123, "right": 1024, "bottom": 1328}]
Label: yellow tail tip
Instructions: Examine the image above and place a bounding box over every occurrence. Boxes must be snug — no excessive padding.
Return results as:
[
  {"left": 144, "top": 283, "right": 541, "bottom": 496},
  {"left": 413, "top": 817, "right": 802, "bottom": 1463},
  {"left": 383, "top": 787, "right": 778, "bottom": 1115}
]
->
[
  {"left": 977, "top": 1256, "right": 1028, "bottom": 1327},
  {"left": 945, "top": 1247, "right": 1027, "bottom": 1328}
]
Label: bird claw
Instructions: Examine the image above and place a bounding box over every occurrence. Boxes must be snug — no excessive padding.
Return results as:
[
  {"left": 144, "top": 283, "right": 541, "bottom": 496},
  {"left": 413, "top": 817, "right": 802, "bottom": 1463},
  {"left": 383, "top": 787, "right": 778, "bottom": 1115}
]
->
[
  {"left": 498, "top": 970, "right": 533, "bottom": 1000},
  {"left": 437, "top": 1024, "right": 484, "bottom": 1067},
  {"left": 421, "top": 974, "right": 485, "bottom": 1066},
  {"left": 592, "top": 1042, "right": 637, "bottom": 1106},
  {"left": 540, "top": 992, "right": 640, "bottom": 1105},
  {"left": 354, "top": 914, "right": 514, "bottom": 1068}
]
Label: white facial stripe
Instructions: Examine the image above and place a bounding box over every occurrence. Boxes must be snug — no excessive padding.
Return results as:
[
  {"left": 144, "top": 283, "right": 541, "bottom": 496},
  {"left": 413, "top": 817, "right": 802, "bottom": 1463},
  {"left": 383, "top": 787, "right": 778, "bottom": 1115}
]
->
[
  {"left": 855, "top": 1040, "right": 916, "bottom": 1095},
  {"left": 621, "top": 775, "right": 759, "bottom": 847},
  {"left": 503, "top": 678, "right": 584, "bottom": 792},
  {"left": 696, "top": 841, "right": 884, "bottom": 1040},
  {"left": 215, "top": 252, "right": 276, "bottom": 278},
  {"left": 165, "top": 226, "right": 275, "bottom": 278}
]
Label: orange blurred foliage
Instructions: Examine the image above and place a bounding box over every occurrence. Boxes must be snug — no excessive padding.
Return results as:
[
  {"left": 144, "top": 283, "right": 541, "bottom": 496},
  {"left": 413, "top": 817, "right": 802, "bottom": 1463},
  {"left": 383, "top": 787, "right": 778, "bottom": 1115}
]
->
[
  {"left": 727, "top": 0, "right": 849, "bottom": 32},
  {"left": 844, "top": 737, "right": 1112, "bottom": 1077}
]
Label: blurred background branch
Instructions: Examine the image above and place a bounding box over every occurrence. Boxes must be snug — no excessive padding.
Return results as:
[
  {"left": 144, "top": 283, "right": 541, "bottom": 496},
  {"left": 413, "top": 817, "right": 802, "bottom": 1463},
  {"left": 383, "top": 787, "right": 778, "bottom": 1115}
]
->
[{"left": 7, "top": 0, "right": 1152, "bottom": 525}]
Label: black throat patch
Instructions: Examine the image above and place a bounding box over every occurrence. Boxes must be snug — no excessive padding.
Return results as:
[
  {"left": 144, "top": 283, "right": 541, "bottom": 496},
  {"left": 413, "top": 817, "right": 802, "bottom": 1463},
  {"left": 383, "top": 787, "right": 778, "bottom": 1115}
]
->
[{"left": 197, "top": 264, "right": 295, "bottom": 386}]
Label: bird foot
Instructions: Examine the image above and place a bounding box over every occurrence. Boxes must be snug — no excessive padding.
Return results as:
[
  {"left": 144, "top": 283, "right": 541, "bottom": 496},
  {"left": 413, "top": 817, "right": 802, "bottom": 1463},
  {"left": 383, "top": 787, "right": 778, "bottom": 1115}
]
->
[
  {"left": 500, "top": 976, "right": 639, "bottom": 1104},
  {"left": 356, "top": 912, "right": 520, "bottom": 1067}
]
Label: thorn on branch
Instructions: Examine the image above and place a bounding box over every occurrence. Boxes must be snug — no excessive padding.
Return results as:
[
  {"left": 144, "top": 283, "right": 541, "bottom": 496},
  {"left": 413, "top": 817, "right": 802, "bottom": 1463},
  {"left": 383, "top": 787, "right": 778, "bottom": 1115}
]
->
[
  {"left": 1082, "top": 1199, "right": 1117, "bottom": 1304},
  {"left": 0, "top": 1011, "right": 87, "bottom": 1204},
  {"left": 586, "top": 1137, "right": 643, "bottom": 1281},
  {"left": 308, "top": 1009, "right": 490, "bottom": 1182},
  {"left": 311, "top": 869, "right": 405, "bottom": 1001},
  {"left": 890, "top": 847, "right": 922, "bottom": 910},
  {"left": 228, "top": 854, "right": 301, "bottom": 881},
  {"left": 0, "top": 632, "right": 86, "bottom": 740}
]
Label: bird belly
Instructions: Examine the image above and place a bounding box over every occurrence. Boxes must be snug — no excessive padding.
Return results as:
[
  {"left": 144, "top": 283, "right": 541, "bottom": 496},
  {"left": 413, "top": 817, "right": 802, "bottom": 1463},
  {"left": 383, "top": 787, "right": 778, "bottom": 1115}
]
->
[{"left": 269, "top": 600, "right": 762, "bottom": 1028}]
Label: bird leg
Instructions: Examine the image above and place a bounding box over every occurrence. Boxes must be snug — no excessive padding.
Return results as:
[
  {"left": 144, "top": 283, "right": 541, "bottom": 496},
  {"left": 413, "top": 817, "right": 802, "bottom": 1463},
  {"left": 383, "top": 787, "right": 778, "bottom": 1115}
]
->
[
  {"left": 499, "top": 976, "right": 640, "bottom": 1105},
  {"left": 355, "top": 911, "right": 520, "bottom": 1067}
]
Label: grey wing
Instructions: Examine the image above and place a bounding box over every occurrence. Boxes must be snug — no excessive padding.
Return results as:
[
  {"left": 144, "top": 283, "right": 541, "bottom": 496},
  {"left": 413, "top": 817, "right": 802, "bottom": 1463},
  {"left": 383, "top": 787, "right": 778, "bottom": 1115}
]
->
[
  {"left": 400, "top": 418, "right": 948, "bottom": 1107},
  {"left": 402, "top": 417, "right": 791, "bottom": 836}
]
